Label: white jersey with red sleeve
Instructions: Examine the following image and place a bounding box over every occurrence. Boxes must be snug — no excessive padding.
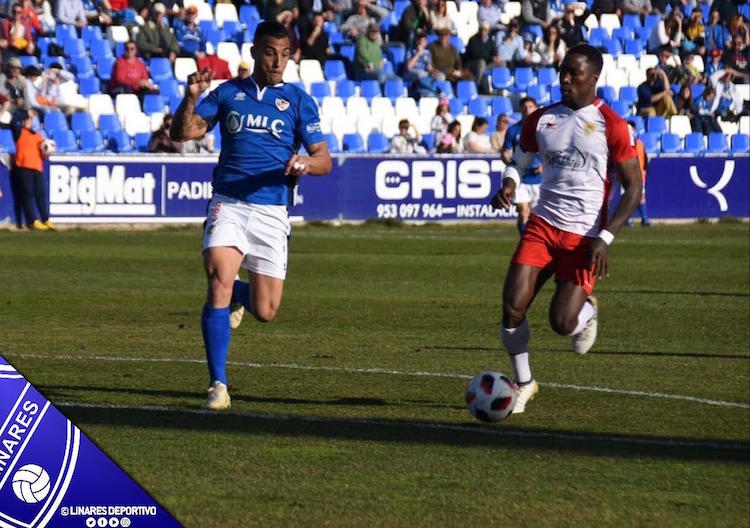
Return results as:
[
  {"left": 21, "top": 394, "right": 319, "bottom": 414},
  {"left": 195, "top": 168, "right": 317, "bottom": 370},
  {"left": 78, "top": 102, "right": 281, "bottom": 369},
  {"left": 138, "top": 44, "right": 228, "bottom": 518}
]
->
[{"left": 518, "top": 99, "right": 637, "bottom": 237}]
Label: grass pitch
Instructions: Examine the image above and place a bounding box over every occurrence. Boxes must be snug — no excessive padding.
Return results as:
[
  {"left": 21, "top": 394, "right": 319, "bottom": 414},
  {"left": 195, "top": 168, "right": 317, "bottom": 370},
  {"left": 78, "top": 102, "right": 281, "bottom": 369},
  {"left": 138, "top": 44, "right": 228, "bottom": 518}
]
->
[{"left": 1, "top": 222, "right": 748, "bottom": 527}]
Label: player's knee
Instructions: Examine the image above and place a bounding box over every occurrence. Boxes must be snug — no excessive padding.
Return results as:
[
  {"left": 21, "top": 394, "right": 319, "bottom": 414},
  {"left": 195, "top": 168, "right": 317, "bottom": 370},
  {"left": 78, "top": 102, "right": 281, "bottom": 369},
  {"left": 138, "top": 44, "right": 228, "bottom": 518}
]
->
[
  {"left": 549, "top": 311, "right": 576, "bottom": 336},
  {"left": 502, "top": 298, "right": 527, "bottom": 327},
  {"left": 252, "top": 304, "right": 278, "bottom": 323}
]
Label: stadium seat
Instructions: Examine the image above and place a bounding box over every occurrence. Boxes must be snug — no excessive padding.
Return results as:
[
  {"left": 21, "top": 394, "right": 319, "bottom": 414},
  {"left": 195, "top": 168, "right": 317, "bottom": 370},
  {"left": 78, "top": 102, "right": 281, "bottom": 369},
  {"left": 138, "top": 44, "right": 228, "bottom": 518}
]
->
[
  {"left": 640, "top": 131, "right": 660, "bottom": 154},
  {"left": 589, "top": 27, "right": 609, "bottom": 43},
  {"left": 98, "top": 114, "right": 123, "bottom": 139},
  {"left": 537, "top": 67, "right": 557, "bottom": 87},
  {"left": 239, "top": 4, "right": 260, "bottom": 24},
  {"left": 550, "top": 84, "right": 561, "bottom": 102},
  {"left": 149, "top": 57, "right": 173, "bottom": 82},
  {"left": 644, "top": 13, "right": 660, "bottom": 31},
  {"left": 115, "top": 94, "right": 142, "bottom": 123},
  {"left": 360, "top": 80, "right": 381, "bottom": 104},
  {"left": 142, "top": 94, "right": 166, "bottom": 116},
  {"left": 107, "top": 130, "right": 133, "bottom": 153},
  {"left": 159, "top": 78, "right": 182, "bottom": 101},
  {"left": 730, "top": 134, "right": 749, "bottom": 154},
  {"left": 384, "top": 78, "right": 406, "bottom": 104},
  {"left": 82, "top": 25, "right": 103, "bottom": 46},
  {"left": 647, "top": 116, "right": 667, "bottom": 135},
  {"left": 468, "top": 97, "right": 490, "bottom": 117},
  {"left": 71, "top": 111, "right": 95, "bottom": 138},
  {"left": 491, "top": 67, "right": 512, "bottom": 90},
  {"left": 19, "top": 55, "right": 39, "bottom": 68},
  {"left": 338, "top": 43, "right": 355, "bottom": 63},
  {"left": 394, "top": 97, "right": 418, "bottom": 120},
  {"left": 124, "top": 111, "right": 152, "bottom": 137},
  {"left": 336, "top": 79, "right": 356, "bottom": 102},
  {"left": 611, "top": 100, "right": 632, "bottom": 118},
  {"left": 434, "top": 80, "right": 454, "bottom": 98},
  {"left": 624, "top": 39, "right": 644, "bottom": 58},
  {"left": 448, "top": 98, "right": 464, "bottom": 116},
  {"left": 80, "top": 130, "right": 106, "bottom": 152},
  {"left": 597, "top": 86, "right": 617, "bottom": 105},
  {"left": 56, "top": 24, "right": 77, "bottom": 43},
  {"left": 612, "top": 27, "right": 634, "bottom": 44},
  {"left": 134, "top": 131, "right": 151, "bottom": 152},
  {"left": 90, "top": 39, "right": 114, "bottom": 62},
  {"left": 393, "top": 0, "right": 410, "bottom": 19},
  {"left": 71, "top": 56, "right": 95, "bottom": 79},
  {"left": 43, "top": 110, "right": 68, "bottom": 135},
  {"left": 106, "top": 25, "right": 131, "bottom": 44},
  {"left": 43, "top": 57, "right": 68, "bottom": 70},
  {"left": 418, "top": 96, "right": 439, "bottom": 117},
  {"left": 660, "top": 133, "right": 681, "bottom": 153},
  {"left": 511, "top": 67, "right": 534, "bottom": 92},
  {"left": 96, "top": 56, "right": 116, "bottom": 82},
  {"left": 323, "top": 132, "right": 340, "bottom": 153},
  {"left": 683, "top": 132, "right": 705, "bottom": 154},
  {"left": 523, "top": 25, "right": 542, "bottom": 43},
  {"left": 299, "top": 59, "right": 325, "bottom": 84},
  {"left": 0, "top": 129, "right": 16, "bottom": 154},
  {"left": 491, "top": 97, "right": 513, "bottom": 116},
  {"left": 367, "top": 131, "right": 390, "bottom": 153},
  {"left": 64, "top": 37, "right": 87, "bottom": 59},
  {"left": 668, "top": 115, "right": 692, "bottom": 139},
  {"left": 324, "top": 60, "right": 348, "bottom": 82},
  {"left": 321, "top": 96, "right": 345, "bottom": 124},
  {"left": 629, "top": 115, "right": 646, "bottom": 136},
  {"left": 174, "top": 57, "right": 198, "bottom": 83},
  {"left": 619, "top": 85, "right": 638, "bottom": 105},
  {"left": 707, "top": 132, "right": 729, "bottom": 153},
  {"left": 342, "top": 133, "right": 365, "bottom": 153},
  {"left": 421, "top": 132, "right": 435, "bottom": 152},
  {"left": 310, "top": 81, "right": 332, "bottom": 104},
  {"left": 526, "top": 84, "right": 550, "bottom": 105},
  {"left": 53, "top": 129, "right": 78, "bottom": 152},
  {"left": 623, "top": 13, "right": 642, "bottom": 30},
  {"left": 456, "top": 80, "right": 478, "bottom": 104},
  {"left": 384, "top": 43, "right": 406, "bottom": 74},
  {"left": 599, "top": 13, "right": 621, "bottom": 33},
  {"left": 214, "top": 2, "right": 239, "bottom": 27}
]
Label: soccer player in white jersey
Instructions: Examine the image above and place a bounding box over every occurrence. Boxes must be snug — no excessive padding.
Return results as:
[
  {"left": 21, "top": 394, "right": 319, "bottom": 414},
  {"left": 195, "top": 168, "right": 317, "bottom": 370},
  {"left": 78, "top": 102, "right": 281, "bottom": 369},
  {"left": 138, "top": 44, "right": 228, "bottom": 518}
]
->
[
  {"left": 490, "top": 44, "right": 643, "bottom": 414},
  {"left": 171, "top": 21, "right": 332, "bottom": 410}
]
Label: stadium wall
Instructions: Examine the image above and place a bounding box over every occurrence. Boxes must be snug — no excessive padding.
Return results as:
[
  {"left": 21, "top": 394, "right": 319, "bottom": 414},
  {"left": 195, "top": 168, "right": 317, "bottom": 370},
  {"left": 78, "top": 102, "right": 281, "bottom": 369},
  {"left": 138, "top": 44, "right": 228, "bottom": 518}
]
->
[{"left": 0, "top": 154, "right": 747, "bottom": 225}]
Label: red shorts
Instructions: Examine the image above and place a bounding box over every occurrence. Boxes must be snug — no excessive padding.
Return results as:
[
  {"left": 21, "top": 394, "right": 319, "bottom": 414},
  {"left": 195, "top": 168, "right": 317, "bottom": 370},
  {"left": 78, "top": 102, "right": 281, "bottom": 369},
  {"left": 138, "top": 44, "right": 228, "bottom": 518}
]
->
[{"left": 512, "top": 214, "right": 596, "bottom": 295}]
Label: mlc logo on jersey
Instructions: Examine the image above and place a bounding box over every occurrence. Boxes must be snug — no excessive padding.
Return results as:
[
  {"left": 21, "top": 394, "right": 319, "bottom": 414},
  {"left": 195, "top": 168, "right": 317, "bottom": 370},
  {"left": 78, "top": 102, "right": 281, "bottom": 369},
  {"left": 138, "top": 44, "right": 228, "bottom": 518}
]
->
[
  {"left": 226, "top": 110, "right": 284, "bottom": 136},
  {"left": 689, "top": 160, "right": 734, "bottom": 212}
]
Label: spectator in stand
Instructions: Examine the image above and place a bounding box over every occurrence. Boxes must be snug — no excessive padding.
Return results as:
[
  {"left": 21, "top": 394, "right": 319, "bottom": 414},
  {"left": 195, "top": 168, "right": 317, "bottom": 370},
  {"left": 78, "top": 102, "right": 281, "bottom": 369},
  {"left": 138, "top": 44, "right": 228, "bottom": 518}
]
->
[
  {"left": 176, "top": 4, "right": 204, "bottom": 57},
  {"left": 478, "top": 0, "right": 505, "bottom": 34},
  {"left": 108, "top": 41, "right": 157, "bottom": 97},
  {"left": 683, "top": 7, "right": 705, "bottom": 55},
  {"left": 591, "top": 0, "right": 620, "bottom": 18},
  {"left": 136, "top": 3, "right": 180, "bottom": 63},
  {"left": 710, "top": 0, "right": 738, "bottom": 22},
  {"left": 403, "top": 31, "right": 444, "bottom": 96},
  {"left": 327, "top": 0, "right": 354, "bottom": 26},
  {"left": 675, "top": 83, "right": 696, "bottom": 120},
  {"left": 495, "top": 19, "right": 525, "bottom": 66},
  {"left": 558, "top": 1, "right": 589, "bottom": 49},
  {"left": 728, "top": 14, "right": 749, "bottom": 48},
  {"left": 340, "top": 0, "right": 388, "bottom": 41},
  {"left": 658, "top": 45, "right": 692, "bottom": 86},
  {"left": 4, "top": 57, "right": 28, "bottom": 113},
  {"left": 353, "top": 23, "right": 394, "bottom": 83},
  {"left": 11, "top": 108, "right": 54, "bottom": 231},
  {"left": 429, "top": 27, "right": 472, "bottom": 82},
  {"left": 464, "top": 22, "right": 499, "bottom": 92},
  {"left": 517, "top": 33, "right": 542, "bottom": 66},
  {"left": 33, "top": 0, "right": 55, "bottom": 35},
  {"left": 436, "top": 119, "right": 463, "bottom": 153},
  {"left": 620, "top": 0, "right": 651, "bottom": 18},
  {"left": 1, "top": 2, "right": 36, "bottom": 56},
  {"left": 490, "top": 113, "right": 510, "bottom": 153},
  {"left": 276, "top": 8, "right": 302, "bottom": 63},
  {"left": 636, "top": 67, "right": 677, "bottom": 117},
  {"left": 705, "top": 46, "right": 724, "bottom": 77},
  {"left": 299, "top": 10, "right": 331, "bottom": 63},
  {"left": 522, "top": 0, "right": 553, "bottom": 30},
  {"left": 56, "top": 0, "right": 87, "bottom": 29},
  {"left": 18, "top": 0, "right": 41, "bottom": 35},
  {"left": 265, "top": 0, "right": 299, "bottom": 21},
  {"left": 82, "top": 0, "right": 113, "bottom": 27},
  {"left": 704, "top": 8, "right": 731, "bottom": 52},
  {"left": 722, "top": 33, "right": 750, "bottom": 83},
  {"left": 430, "top": 0, "right": 455, "bottom": 36},
  {"left": 648, "top": 10, "right": 682, "bottom": 53},
  {"left": 236, "top": 61, "right": 251, "bottom": 79},
  {"left": 0, "top": 90, "right": 10, "bottom": 125},
  {"left": 34, "top": 62, "right": 75, "bottom": 115},
  {"left": 23, "top": 64, "right": 45, "bottom": 114},
  {"left": 463, "top": 116, "right": 494, "bottom": 153},
  {"left": 148, "top": 112, "right": 183, "bottom": 153},
  {"left": 397, "top": 0, "right": 431, "bottom": 49},
  {"left": 536, "top": 23, "right": 566, "bottom": 67},
  {"left": 430, "top": 97, "right": 452, "bottom": 145},
  {"left": 711, "top": 69, "right": 744, "bottom": 121},
  {"left": 390, "top": 118, "right": 426, "bottom": 153},
  {"left": 196, "top": 44, "right": 232, "bottom": 80},
  {"left": 693, "top": 81, "right": 723, "bottom": 134}
]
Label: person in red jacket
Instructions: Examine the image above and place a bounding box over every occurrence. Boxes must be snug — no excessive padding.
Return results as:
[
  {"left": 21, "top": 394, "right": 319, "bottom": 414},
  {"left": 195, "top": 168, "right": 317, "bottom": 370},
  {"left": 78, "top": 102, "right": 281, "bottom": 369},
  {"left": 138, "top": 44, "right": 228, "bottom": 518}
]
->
[
  {"left": 1, "top": 2, "right": 37, "bottom": 56},
  {"left": 108, "top": 40, "right": 158, "bottom": 98},
  {"left": 195, "top": 43, "right": 232, "bottom": 80}
]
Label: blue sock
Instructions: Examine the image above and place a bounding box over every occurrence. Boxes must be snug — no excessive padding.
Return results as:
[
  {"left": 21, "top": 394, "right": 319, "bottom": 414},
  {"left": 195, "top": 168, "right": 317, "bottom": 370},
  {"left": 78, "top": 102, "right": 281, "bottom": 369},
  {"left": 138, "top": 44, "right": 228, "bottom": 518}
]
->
[
  {"left": 201, "top": 305, "right": 231, "bottom": 385},
  {"left": 639, "top": 203, "right": 649, "bottom": 223},
  {"left": 232, "top": 279, "right": 252, "bottom": 311},
  {"left": 518, "top": 222, "right": 527, "bottom": 234}
]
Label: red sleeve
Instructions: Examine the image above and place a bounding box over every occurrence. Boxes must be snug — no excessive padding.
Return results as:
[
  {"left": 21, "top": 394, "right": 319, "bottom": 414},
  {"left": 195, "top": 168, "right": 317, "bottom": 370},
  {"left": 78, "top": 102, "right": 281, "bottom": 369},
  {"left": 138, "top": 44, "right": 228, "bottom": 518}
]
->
[
  {"left": 519, "top": 107, "right": 544, "bottom": 153},
  {"left": 111, "top": 59, "right": 128, "bottom": 88},
  {"left": 600, "top": 104, "right": 637, "bottom": 164}
]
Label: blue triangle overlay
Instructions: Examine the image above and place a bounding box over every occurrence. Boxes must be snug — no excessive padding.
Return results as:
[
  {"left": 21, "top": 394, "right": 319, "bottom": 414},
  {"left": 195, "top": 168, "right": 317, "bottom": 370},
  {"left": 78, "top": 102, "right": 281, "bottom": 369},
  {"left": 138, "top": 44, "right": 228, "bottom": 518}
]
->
[{"left": 0, "top": 354, "right": 182, "bottom": 527}]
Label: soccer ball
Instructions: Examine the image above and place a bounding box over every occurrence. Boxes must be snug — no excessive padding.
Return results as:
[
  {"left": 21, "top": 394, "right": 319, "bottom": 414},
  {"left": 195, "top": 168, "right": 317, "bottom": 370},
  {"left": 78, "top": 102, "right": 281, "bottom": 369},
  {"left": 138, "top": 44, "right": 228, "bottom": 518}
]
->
[
  {"left": 42, "top": 139, "right": 56, "bottom": 154},
  {"left": 465, "top": 371, "right": 518, "bottom": 423}
]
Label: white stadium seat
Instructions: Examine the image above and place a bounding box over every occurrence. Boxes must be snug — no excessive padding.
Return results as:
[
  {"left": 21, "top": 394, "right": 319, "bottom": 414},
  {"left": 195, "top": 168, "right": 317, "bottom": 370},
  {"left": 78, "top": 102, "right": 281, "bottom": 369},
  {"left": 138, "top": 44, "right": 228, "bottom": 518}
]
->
[
  {"left": 88, "top": 94, "right": 115, "bottom": 125},
  {"left": 381, "top": 114, "right": 400, "bottom": 138},
  {"left": 736, "top": 84, "right": 750, "bottom": 102},
  {"left": 504, "top": 2, "right": 521, "bottom": 18},
  {"left": 175, "top": 57, "right": 198, "bottom": 82},
  {"left": 330, "top": 113, "right": 357, "bottom": 145},
  {"left": 124, "top": 111, "right": 151, "bottom": 137},
  {"left": 718, "top": 118, "right": 739, "bottom": 137},
  {"left": 419, "top": 96, "right": 439, "bottom": 118},
  {"left": 456, "top": 114, "right": 475, "bottom": 140},
  {"left": 604, "top": 69, "right": 627, "bottom": 91},
  {"left": 216, "top": 42, "right": 241, "bottom": 76},
  {"left": 616, "top": 54, "right": 637, "bottom": 75},
  {"left": 370, "top": 96, "right": 395, "bottom": 118},
  {"left": 299, "top": 59, "right": 325, "bottom": 84},
  {"left": 346, "top": 96, "right": 370, "bottom": 122},
  {"left": 669, "top": 115, "right": 692, "bottom": 138},
  {"left": 640, "top": 54, "right": 659, "bottom": 70},
  {"left": 214, "top": 2, "right": 238, "bottom": 28},
  {"left": 356, "top": 113, "right": 382, "bottom": 138},
  {"left": 321, "top": 96, "right": 346, "bottom": 123},
  {"left": 282, "top": 60, "right": 300, "bottom": 83},
  {"left": 150, "top": 112, "right": 164, "bottom": 131},
  {"left": 196, "top": 2, "right": 214, "bottom": 22},
  {"left": 739, "top": 115, "right": 749, "bottom": 135},
  {"left": 628, "top": 68, "right": 647, "bottom": 87},
  {"left": 115, "top": 93, "right": 141, "bottom": 125},
  {"left": 106, "top": 25, "right": 130, "bottom": 43},
  {"left": 241, "top": 43, "right": 253, "bottom": 63},
  {"left": 584, "top": 13, "right": 598, "bottom": 29},
  {"left": 599, "top": 13, "right": 621, "bottom": 33},
  {"left": 394, "top": 96, "right": 419, "bottom": 121}
]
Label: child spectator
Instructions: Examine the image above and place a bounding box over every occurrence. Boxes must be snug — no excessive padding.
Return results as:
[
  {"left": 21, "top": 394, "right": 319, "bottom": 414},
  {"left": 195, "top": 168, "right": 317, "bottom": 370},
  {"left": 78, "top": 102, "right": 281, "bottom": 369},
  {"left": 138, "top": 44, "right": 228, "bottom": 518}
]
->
[{"left": 390, "top": 118, "right": 425, "bottom": 154}]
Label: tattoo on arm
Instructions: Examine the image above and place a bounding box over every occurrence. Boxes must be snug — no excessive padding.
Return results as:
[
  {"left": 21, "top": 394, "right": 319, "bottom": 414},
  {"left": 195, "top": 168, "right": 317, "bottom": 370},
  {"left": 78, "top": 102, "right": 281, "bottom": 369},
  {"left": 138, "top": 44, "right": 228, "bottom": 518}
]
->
[{"left": 171, "top": 97, "right": 209, "bottom": 141}]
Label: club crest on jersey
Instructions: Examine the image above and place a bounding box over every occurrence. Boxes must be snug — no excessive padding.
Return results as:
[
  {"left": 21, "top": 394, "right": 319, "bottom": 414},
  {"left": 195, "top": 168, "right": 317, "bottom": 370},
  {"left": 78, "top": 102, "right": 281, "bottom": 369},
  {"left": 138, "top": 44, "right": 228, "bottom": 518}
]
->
[
  {"left": 275, "top": 98, "right": 290, "bottom": 111},
  {"left": 584, "top": 122, "right": 597, "bottom": 136}
]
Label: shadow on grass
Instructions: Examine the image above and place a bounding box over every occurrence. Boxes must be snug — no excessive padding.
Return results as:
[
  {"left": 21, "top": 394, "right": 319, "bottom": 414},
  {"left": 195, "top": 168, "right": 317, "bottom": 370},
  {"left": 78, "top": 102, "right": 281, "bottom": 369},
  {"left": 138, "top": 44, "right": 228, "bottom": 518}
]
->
[
  {"left": 57, "top": 402, "right": 750, "bottom": 464},
  {"left": 602, "top": 289, "right": 749, "bottom": 298},
  {"left": 419, "top": 346, "right": 750, "bottom": 360}
]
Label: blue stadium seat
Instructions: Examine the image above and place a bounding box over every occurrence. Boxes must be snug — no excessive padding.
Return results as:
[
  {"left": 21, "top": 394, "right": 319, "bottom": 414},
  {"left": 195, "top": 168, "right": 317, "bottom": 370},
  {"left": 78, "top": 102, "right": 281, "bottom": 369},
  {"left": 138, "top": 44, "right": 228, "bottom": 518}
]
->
[
  {"left": 158, "top": 78, "right": 182, "bottom": 100},
  {"left": 449, "top": 35, "right": 465, "bottom": 53},
  {"left": 108, "top": 130, "right": 134, "bottom": 153},
  {"left": 96, "top": 56, "right": 116, "bottom": 81},
  {"left": 134, "top": 132, "right": 151, "bottom": 152},
  {"left": 338, "top": 44, "right": 355, "bottom": 63},
  {"left": 80, "top": 130, "right": 106, "bottom": 152},
  {"left": 43, "top": 56, "right": 68, "bottom": 70},
  {"left": 597, "top": 86, "right": 617, "bottom": 105},
  {"left": 526, "top": 84, "right": 550, "bottom": 105},
  {"left": 55, "top": 24, "right": 77, "bottom": 43},
  {"left": 691, "top": 83, "right": 705, "bottom": 100},
  {"left": 19, "top": 55, "right": 40, "bottom": 68},
  {"left": 640, "top": 132, "right": 660, "bottom": 154},
  {"left": 393, "top": 0, "right": 410, "bottom": 19},
  {"left": 359, "top": 80, "right": 381, "bottom": 103},
  {"left": 37, "top": 37, "right": 52, "bottom": 57},
  {"left": 468, "top": 97, "right": 490, "bottom": 117},
  {"left": 150, "top": 57, "right": 173, "bottom": 82},
  {"left": 456, "top": 80, "right": 478, "bottom": 105},
  {"left": 82, "top": 25, "right": 104, "bottom": 46},
  {"left": 612, "top": 27, "right": 634, "bottom": 44},
  {"left": 623, "top": 14, "right": 642, "bottom": 30},
  {"left": 239, "top": 4, "right": 260, "bottom": 24},
  {"left": 660, "top": 133, "right": 681, "bottom": 153},
  {"left": 644, "top": 13, "right": 660, "bottom": 30},
  {"left": 511, "top": 67, "right": 534, "bottom": 91},
  {"left": 537, "top": 67, "right": 557, "bottom": 87},
  {"left": 730, "top": 134, "right": 750, "bottom": 154},
  {"left": 53, "top": 129, "right": 78, "bottom": 152},
  {"left": 635, "top": 26, "right": 651, "bottom": 42},
  {"left": 619, "top": 85, "right": 638, "bottom": 105},
  {"left": 602, "top": 38, "right": 622, "bottom": 56},
  {"left": 624, "top": 39, "right": 643, "bottom": 57},
  {"left": 0, "top": 129, "right": 16, "bottom": 154},
  {"left": 491, "top": 97, "right": 513, "bottom": 116},
  {"left": 143, "top": 94, "right": 167, "bottom": 115},
  {"left": 64, "top": 38, "right": 87, "bottom": 59},
  {"left": 342, "top": 133, "right": 365, "bottom": 153},
  {"left": 324, "top": 60, "right": 347, "bottom": 82},
  {"left": 435, "top": 80, "right": 454, "bottom": 98},
  {"left": 683, "top": 132, "right": 705, "bottom": 154},
  {"left": 611, "top": 99, "right": 632, "bottom": 118},
  {"left": 367, "top": 131, "right": 390, "bottom": 153},
  {"left": 647, "top": 116, "right": 667, "bottom": 135},
  {"left": 421, "top": 132, "right": 435, "bottom": 152},
  {"left": 205, "top": 28, "right": 226, "bottom": 49},
  {"left": 550, "top": 84, "right": 561, "bottom": 102},
  {"left": 199, "top": 20, "right": 218, "bottom": 33},
  {"left": 448, "top": 98, "right": 464, "bottom": 115},
  {"left": 324, "top": 133, "right": 340, "bottom": 153},
  {"left": 708, "top": 132, "right": 729, "bottom": 153},
  {"left": 71, "top": 56, "right": 95, "bottom": 79},
  {"left": 589, "top": 27, "right": 609, "bottom": 43},
  {"left": 491, "top": 67, "right": 512, "bottom": 90},
  {"left": 310, "top": 81, "right": 331, "bottom": 104},
  {"left": 90, "top": 39, "right": 114, "bottom": 61},
  {"left": 223, "top": 20, "right": 242, "bottom": 39},
  {"left": 629, "top": 115, "right": 645, "bottom": 135},
  {"left": 98, "top": 114, "right": 123, "bottom": 139},
  {"left": 336, "top": 79, "right": 356, "bottom": 102},
  {"left": 71, "top": 111, "right": 95, "bottom": 138},
  {"left": 384, "top": 78, "right": 405, "bottom": 103},
  {"left": 78, "top": 76, "right": 101, "bottom": 97},
  {"left": 44, "top": 110, "right": 68, "bottom": 135},
  {"left": 524, "top": 24, "right": 543, "bottom": 42},
  {"left": 384, "top": 43, "right": 406, "bottom": 74}
]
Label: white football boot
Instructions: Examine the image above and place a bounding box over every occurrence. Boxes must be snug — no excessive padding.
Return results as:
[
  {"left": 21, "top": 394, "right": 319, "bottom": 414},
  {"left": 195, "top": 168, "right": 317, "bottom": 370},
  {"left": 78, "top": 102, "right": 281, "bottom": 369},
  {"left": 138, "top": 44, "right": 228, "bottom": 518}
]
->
[
  {"left": 229, "top": 303, "right": 245, "bottom": 330},
  {"left": 511, "top": 379, "right": 539, "bottom": 414},
  {"left": 571, "top": 296, "right": 598, "bottom": 355},
  {"left": 205, "top": 381, "right": 231, "bottom": 410}
]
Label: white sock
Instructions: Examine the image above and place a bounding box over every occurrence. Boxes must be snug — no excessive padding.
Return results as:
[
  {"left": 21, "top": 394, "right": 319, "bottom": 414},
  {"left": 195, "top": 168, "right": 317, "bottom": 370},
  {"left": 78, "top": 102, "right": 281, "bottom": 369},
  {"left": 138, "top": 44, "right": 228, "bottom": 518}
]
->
[
  {"left": 568, "top": 299, "right": 595, "bottom": 336},
  {"left": 501, "top": 319, "right": 532, "bottom": 383}
]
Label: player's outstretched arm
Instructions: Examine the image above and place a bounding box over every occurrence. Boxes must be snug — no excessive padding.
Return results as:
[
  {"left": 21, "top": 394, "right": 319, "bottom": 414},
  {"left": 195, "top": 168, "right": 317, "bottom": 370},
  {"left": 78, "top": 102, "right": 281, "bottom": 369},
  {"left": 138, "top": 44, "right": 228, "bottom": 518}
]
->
[
  {"left": 491, "top": 145, "right": 535, "bottom": 210},
  {"left": 284, "top": 140, "right": 332, "bottom": 177},
  {"left": 171, "top": 69, "right": 211, "bottom": 141},
  {"left": 588, "top": 156, "right": 643, "bottom": 279}
]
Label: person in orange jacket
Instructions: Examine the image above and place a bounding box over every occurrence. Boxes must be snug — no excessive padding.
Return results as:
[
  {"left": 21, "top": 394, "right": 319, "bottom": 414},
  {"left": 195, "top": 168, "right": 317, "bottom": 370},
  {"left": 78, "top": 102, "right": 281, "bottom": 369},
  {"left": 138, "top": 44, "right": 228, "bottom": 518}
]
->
[{"left": 627, "top": 120, "right": 652, "bottom": 227}]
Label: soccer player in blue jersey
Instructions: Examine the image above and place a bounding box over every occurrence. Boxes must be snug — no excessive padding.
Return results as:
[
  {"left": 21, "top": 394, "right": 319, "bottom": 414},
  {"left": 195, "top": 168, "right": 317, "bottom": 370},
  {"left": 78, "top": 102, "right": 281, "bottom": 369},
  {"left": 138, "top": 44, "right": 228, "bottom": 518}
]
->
[{"left": 171, "top": 20, "right": 332, "bottom": 410}]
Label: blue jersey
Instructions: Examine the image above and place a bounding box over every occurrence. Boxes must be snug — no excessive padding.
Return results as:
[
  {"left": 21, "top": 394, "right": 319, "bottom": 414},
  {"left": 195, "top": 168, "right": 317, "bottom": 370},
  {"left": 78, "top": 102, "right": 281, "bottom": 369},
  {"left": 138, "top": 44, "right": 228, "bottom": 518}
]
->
[
  {"left": 196, "top": 77, "right": 325, "bottom": 205},
  {"left": 504, "top": 122, "right": 542, "bottom": 185}
]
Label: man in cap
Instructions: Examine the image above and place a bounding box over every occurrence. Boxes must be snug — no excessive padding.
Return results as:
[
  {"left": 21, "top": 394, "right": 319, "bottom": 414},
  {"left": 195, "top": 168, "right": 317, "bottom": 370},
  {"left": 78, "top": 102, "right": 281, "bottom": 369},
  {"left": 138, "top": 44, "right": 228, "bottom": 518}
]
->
[
  {"left": 428, "top": 27, "right": 471, "bottom": 82},
  {"left": 136, "top": 2, "right": 179, "bottom": 62},
  {"left": 176, "top": 4, "right": 205, "bottom": 57},
  {"left": 353, "top": 22, "right": 395, "bottom": 83},
  {"left": 236, "top": 61, "right": 251, "bottom": 80}
]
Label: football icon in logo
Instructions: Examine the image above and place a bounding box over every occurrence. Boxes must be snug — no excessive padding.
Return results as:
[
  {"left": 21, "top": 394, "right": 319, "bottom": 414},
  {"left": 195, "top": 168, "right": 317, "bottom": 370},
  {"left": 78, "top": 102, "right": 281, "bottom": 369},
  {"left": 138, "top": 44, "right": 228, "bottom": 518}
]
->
[{"left": 12, "top": 464, "right": 51, "bottom": 503}]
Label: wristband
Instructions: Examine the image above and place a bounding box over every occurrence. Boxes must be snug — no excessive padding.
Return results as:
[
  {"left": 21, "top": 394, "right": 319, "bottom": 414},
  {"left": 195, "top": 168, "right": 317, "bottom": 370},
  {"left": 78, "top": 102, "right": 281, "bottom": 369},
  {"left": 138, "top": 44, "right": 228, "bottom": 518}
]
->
[{"left": 598, "top": 229, "right": 615, "bottom": 246}]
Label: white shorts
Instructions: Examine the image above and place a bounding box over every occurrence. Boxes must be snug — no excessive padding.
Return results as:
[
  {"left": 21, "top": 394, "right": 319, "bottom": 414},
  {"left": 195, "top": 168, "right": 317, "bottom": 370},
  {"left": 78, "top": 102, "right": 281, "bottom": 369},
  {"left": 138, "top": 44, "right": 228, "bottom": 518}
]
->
[
  {"left": 514, "top": 182, "right": 540, "bottom": 207},
  {"left": 202, "top": 194, "right": 291, "bottom": 280}
]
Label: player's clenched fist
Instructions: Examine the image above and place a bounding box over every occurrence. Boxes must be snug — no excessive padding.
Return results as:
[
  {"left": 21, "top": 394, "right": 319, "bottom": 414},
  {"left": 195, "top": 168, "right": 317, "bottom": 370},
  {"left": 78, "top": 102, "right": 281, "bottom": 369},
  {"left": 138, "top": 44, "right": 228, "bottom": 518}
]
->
[
  {"left": 490, "top": 178, "right": 516, "bottom": 210},
  {"left": 187, "top": 68, "right": 212, "bottom": 98}
]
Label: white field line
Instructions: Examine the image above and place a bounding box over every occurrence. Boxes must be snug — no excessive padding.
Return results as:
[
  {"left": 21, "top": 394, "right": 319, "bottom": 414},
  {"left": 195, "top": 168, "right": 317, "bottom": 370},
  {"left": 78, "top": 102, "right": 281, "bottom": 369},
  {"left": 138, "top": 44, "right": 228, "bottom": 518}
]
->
[
  {"left": 54, "top": 400, "right": 749, "bottom": 451},
  {"left": 9, "top": 353, "right": 750, "bottom": 410}
]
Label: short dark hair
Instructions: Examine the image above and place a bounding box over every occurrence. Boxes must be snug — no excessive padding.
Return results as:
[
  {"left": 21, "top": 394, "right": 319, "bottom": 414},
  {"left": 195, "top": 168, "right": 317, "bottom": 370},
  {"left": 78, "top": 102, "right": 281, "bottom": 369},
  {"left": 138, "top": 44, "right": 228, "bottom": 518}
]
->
[
  {"left": 519, "top": 96, "right": 537, "bottom": 107},
  {"left": 253, "top": 20, "right": 290, "bottom": 48},
  {"left": 566, "top": 44, "right": 604, "bottom": 74},
  {"left": 472, "top": 116, "right": 488, "bottom": 130}
]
